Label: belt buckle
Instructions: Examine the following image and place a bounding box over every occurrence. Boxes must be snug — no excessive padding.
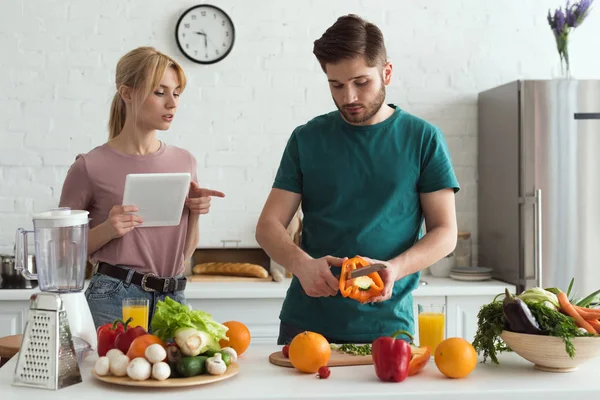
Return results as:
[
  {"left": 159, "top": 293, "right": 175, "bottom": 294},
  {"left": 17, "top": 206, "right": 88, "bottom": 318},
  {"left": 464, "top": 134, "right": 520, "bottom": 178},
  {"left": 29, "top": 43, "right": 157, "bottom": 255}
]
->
[
  {"left": 141, "top": 273, "right": 157, "bottom": 292},
  {"left": 163, "top": 277, "right": 172, "bottom": 293}
]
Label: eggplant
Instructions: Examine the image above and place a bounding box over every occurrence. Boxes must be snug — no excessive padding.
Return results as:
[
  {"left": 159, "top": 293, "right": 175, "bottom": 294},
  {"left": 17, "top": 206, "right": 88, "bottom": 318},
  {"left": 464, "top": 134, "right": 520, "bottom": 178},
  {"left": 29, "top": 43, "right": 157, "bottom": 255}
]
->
[{"left": 503, "top": 288, "right": 542, "bottom": 335}]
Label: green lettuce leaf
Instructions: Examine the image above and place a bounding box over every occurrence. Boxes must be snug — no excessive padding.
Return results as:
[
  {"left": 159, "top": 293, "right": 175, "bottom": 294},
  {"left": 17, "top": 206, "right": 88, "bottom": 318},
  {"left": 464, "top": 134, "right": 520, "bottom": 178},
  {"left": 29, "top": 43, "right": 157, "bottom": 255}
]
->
[{"left": 151, "top": 296, "right": 229, "bottom": 343}]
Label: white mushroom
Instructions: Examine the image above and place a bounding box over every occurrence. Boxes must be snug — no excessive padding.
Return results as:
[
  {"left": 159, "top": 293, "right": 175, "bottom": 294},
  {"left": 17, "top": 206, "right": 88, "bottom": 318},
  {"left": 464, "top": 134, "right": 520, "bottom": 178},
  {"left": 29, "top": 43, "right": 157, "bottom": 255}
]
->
[
  {"left": 110, "top": 354, "right": 130, "bottom": 377},
  {"left": 206, "top": 352, "right": 227, "bottom": 375},
  {"left": 127, "top": 357, "right": 152, "bottom": 381},
  {"left": 145, "top": 343, "right": 167, "bottom": 364},
  {"left": 94, "top": 356, "right": 110, "bottom": 376},
  {"left": 151, "top": 362, "right": 171, "bottom": 381},
  {"left": 220, "top": 347, "right": 238, "bottom": 363},
  {"left": 106, "top": 348, "right": 125, "bottom": 364}
]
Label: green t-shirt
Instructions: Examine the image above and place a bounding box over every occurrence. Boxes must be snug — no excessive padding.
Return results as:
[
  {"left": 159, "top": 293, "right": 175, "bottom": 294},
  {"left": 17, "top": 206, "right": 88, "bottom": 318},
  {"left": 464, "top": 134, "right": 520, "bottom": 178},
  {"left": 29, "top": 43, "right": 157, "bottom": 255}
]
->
[{"left": 273, "top": 105, "right": 460, "bottom": 342}]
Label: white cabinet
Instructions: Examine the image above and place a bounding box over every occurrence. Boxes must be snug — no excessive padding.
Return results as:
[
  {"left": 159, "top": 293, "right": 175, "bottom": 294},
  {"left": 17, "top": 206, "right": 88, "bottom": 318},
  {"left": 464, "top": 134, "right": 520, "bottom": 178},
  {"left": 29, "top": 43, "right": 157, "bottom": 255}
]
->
[
  {"left": 446, "top": 295, "right": 495, "bottom": 344},
  {"left": 187, "top": 298, "right": 283, "bottom": 345},
  {"left": 0, "top": 302, "right": 28, "bottom": 338}
]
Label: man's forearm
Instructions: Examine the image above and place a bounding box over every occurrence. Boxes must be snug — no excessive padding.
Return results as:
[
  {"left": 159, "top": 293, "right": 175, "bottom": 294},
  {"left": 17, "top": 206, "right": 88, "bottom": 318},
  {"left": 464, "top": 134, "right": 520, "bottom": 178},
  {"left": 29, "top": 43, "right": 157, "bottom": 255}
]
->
[
  {"left": 255, "top": 218, "right": 311, "bottom": 275},
  {"left": 389, "top": 226, "right": 457, "bottom": 279},
  {"left": 184, "top": 214, "right": 200, "bottom": 260},
  {"left": 88, "top": 223, "right": 113, "bottom": 255}
]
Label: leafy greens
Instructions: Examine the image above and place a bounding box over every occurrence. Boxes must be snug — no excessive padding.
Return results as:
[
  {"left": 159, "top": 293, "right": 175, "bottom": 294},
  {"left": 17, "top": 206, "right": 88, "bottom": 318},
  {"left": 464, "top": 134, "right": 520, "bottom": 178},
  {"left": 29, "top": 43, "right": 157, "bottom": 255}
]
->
[{"left": 151, "top": 296, "right": 229, "bottom": 343}]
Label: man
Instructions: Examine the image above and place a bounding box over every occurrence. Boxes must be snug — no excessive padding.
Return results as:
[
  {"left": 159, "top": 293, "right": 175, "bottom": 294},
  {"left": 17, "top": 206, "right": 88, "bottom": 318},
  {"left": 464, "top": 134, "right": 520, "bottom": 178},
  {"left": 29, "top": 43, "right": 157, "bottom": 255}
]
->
[{"left": 256, "top": 14, "right": 460, "bottom": 345}]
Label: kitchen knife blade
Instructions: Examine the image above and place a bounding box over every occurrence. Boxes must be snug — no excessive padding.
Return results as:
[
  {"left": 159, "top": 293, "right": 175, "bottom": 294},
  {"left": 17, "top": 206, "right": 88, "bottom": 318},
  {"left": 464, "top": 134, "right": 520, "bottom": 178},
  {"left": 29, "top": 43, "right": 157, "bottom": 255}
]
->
[{"left": 347, "top": 263, "right": 387, "bottom": 279}]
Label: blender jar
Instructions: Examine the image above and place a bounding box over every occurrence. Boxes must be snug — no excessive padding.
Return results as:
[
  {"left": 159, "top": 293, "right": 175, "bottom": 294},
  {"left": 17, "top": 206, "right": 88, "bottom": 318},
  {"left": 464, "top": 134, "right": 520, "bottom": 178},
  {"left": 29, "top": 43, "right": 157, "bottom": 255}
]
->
[{"left": 15, "top": 208, "right": 90, "bottom": 293}]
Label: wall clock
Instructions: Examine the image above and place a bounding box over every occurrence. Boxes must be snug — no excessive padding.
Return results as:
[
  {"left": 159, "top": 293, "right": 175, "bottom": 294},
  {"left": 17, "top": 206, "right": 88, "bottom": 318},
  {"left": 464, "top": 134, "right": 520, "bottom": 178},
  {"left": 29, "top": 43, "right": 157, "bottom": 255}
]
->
[{"left": 175, "top": 4, "right": 235, "bottom": 64}]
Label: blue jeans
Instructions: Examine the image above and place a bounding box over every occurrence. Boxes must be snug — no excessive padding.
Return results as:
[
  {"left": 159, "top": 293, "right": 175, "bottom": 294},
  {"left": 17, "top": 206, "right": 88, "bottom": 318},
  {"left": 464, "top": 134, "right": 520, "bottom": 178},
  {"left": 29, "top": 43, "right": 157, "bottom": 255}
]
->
[{"left": 84, "top": 272, "right": 186, "bottom": 333}]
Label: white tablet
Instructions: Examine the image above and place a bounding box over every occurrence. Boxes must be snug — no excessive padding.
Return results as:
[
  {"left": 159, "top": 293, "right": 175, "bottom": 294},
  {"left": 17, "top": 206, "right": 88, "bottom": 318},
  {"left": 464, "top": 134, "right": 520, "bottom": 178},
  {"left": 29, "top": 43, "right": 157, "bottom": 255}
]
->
[{"left": 122, "top": 172, "right": 191, "bottom": 227}]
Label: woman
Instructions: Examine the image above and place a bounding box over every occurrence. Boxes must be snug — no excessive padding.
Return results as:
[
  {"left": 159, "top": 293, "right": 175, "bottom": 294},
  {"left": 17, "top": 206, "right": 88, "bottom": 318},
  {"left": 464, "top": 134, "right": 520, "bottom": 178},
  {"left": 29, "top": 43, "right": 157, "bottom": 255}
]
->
[{"left": 59, "top": 46, "right": 225, "bottom": 331}]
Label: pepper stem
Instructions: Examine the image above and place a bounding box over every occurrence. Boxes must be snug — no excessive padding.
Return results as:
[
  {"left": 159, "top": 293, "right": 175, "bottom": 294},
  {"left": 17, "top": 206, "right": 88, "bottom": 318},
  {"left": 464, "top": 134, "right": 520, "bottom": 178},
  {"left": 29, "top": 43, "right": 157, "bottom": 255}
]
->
[
  {"left": 390, "top": 329, "right": 414, "bottom": 342},
  {"left": 111, "top": 318, "right": 127, "bottom": 330},
  {"left": 121, "top": 317, "right": 134, "bottom": 332}
]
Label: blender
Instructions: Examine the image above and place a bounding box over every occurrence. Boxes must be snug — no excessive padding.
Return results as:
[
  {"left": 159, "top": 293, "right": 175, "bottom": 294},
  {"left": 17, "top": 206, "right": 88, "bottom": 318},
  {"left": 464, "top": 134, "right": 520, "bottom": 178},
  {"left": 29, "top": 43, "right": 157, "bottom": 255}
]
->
[{"left": 12, "top": 207, "right": 96, "bottom": 390}]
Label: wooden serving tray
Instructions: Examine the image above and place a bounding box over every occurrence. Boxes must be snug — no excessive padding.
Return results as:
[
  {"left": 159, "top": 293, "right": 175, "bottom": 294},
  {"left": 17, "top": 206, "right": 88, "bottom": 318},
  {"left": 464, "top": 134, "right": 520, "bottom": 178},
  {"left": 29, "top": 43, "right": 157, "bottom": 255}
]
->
[{"left": 91, "top": 362, "right": 239, "bottom": 387}]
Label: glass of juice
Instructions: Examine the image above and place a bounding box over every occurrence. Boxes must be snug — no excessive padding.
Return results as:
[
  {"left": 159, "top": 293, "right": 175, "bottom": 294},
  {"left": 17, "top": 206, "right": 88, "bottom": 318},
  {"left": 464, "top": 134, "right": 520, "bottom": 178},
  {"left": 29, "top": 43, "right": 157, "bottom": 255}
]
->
[
  {"left": 417, "top": 304, "right": 445, "bottom": 354},
  {"left": 122, "top": 298, "right": 149, "bottom": 331}
]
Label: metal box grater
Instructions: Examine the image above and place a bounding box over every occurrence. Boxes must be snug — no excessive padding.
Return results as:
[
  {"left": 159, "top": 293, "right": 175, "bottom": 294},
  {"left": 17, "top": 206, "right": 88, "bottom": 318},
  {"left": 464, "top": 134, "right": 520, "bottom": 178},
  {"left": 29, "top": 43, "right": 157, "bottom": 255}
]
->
[{"left": 13, "top": 292, "right": 82, "bottom": 390}]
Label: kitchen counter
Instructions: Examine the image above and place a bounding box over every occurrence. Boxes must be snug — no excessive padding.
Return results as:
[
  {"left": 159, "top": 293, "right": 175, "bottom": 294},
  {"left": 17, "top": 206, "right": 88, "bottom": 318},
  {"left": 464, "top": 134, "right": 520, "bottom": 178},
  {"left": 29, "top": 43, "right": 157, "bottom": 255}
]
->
[
  {"left": 0, "top": 276, "right": 512, "bottom": 301},
  {"left": 1, "top": 345, "right": 598, "bottom": 399},
  {"left": 0, "top": 277, "right": 515, "bottom": 344}
]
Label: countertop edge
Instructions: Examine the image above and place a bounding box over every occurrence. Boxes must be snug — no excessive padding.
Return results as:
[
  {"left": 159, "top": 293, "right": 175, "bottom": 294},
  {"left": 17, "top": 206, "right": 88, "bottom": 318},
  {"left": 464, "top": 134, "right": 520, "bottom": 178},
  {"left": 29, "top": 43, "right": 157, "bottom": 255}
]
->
[{"left": 0, "top": 277, "right": 516, "bottom": 301}]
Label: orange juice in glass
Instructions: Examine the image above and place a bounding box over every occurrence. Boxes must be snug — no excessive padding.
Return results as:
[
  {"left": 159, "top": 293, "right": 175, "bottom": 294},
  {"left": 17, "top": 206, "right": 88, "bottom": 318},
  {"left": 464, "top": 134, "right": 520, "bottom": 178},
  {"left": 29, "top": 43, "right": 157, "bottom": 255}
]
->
[
  {"left": 122, "top": 298, "right": 149, "bottom": 331},
  {"left": 418, "top": 304, "right": 445, "bottom": 353}
]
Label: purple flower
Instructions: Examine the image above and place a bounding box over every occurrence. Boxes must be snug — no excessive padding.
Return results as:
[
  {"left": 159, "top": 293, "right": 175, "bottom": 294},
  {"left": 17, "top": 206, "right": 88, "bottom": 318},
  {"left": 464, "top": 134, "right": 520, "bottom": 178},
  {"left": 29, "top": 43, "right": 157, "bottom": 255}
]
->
[
  {"left": 548, "top": 1, "right": 594, "bottom": 34},
  {"left": 572, "top": 0, "right": 594, "bottom": 26},
  {"left": 554, "top": 8, "right": 567, "bottom": 34},
  {"left": 565, "top": 2, "right": 578, "bottom": 26}
]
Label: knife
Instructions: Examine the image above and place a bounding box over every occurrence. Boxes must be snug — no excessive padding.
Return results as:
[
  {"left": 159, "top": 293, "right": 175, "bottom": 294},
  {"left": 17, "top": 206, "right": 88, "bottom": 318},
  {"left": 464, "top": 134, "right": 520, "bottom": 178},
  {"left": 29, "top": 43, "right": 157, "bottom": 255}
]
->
[{"left": 336, "top": 263, "right": 387, "bottom": 280}]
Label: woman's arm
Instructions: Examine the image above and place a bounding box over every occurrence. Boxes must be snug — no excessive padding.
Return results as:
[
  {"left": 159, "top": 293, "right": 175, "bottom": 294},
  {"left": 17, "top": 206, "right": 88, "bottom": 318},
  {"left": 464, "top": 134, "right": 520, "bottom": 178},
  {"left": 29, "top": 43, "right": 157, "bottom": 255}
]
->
[{"left": 184, "top": 213, "right": 200, "bottom": 260}]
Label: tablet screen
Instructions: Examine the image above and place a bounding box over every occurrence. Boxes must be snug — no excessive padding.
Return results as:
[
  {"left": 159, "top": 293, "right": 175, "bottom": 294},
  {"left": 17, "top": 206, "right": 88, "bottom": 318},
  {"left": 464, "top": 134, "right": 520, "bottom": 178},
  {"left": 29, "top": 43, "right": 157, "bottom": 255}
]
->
[{"left": 122, "top": 173, "right": 191, "bottom": 227}]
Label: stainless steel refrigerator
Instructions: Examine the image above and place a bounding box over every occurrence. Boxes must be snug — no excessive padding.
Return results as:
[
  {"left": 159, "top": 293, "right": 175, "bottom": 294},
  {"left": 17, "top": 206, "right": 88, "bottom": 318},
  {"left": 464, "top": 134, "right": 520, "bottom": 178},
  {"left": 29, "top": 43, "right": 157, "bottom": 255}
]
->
[{"left": 478, "top": 79, "right": 600, "bottom": 296}]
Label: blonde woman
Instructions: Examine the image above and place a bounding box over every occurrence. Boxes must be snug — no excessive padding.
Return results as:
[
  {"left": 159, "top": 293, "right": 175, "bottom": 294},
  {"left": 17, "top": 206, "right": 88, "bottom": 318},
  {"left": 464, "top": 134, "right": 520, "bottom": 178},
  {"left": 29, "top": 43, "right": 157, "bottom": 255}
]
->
[{"left": 59, "top": 46, "right": 225, "bottom": 330}]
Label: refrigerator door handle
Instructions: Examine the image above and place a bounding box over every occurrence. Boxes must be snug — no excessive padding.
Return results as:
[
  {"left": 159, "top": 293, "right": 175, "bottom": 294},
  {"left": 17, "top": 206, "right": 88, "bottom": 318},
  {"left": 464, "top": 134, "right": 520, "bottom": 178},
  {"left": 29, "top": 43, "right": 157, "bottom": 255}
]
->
[{"left": 534, "top": 189, "right": 542, "bottom": 288}]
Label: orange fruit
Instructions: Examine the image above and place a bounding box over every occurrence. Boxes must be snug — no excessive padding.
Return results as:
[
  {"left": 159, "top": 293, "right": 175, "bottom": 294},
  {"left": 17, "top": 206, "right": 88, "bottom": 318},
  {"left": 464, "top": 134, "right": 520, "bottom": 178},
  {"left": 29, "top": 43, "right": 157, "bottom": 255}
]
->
[
  {"left": 126, "top": 334, "right": 165, "bottom": 359},
  {"left": 434, "top": 337, "right": 478, "bottom": 379},
  {"left": 288, "top": 331, "right": 331, "bottom": 373},
  {"left": 219, "top": 321, "right": 251, "bottom": 355}
]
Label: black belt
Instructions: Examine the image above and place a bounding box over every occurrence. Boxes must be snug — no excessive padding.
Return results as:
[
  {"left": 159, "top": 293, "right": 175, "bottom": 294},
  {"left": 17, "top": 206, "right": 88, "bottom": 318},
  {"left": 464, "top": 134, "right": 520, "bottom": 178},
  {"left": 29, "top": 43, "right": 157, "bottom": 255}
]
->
[{"left": 97, "top": 263, "right": 187, "bottom": 293}]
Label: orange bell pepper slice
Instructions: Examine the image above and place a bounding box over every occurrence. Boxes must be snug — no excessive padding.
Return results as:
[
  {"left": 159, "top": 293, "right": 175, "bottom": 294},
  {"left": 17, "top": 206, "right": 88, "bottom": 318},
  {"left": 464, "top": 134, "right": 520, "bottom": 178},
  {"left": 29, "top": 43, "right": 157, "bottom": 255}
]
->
[
  {"left": 339, "top": 256, "right": 384, "bottom": 304},
  {"left": 408, "top": 345, "right": 431, "bottom": 376}
]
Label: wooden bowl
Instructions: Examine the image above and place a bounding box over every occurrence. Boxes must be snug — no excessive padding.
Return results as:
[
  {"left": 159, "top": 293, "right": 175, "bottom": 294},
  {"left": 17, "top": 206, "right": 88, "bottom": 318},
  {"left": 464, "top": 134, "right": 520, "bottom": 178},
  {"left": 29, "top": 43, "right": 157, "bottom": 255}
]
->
[{"left": 500, "top": 330, "right": 600, "bottom": 372}]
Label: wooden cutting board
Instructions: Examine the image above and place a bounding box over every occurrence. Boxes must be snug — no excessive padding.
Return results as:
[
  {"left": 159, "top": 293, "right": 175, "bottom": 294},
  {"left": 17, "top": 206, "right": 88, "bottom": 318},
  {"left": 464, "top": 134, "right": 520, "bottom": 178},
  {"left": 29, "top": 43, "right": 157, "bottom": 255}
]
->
[
  {"left": 188, "top": 275, "right": 273, "bottom": 283},
  {"left": 269, "top": 349, "right": 373, "bottom": 368}
]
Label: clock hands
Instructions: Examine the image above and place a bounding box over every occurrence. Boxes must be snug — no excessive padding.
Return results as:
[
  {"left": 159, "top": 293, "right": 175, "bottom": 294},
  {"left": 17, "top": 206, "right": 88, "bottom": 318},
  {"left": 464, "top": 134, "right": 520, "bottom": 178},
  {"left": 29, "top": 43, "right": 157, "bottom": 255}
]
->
[{"left": 194, "top": 31, "right": 208, "bottom": 48}]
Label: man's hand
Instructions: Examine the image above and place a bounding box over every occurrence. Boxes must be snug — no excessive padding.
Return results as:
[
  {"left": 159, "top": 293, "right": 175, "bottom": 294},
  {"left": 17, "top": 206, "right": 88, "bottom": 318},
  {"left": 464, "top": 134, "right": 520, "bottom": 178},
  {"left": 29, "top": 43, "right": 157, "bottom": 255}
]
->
[
  {"left": 295, "top": 255, "right": 346, "bottom": 298},
  {"left": 357, "top": 256, "right": 402, "bottom": 303},
  {"left": 186, "top": 182, "right": 225, "bottom": 215}
]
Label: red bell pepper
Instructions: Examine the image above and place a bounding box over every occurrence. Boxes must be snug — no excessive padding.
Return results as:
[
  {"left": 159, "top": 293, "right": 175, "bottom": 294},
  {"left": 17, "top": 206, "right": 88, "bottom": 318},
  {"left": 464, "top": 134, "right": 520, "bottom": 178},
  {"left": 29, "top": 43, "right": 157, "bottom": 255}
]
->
[
  {"left": 96, "top": 319, "right": 127, "bottom": 357},
  {"left": 114, "top": 318, "right": 148, "bottom": 354},
  {"left": 372, "top": 330, "right": 415, "bottom": 382}
]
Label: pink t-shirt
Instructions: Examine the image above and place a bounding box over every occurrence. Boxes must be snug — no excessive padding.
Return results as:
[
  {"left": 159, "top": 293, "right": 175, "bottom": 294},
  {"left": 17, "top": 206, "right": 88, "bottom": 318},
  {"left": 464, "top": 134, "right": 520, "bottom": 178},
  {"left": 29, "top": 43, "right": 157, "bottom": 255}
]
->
[{"left": 58, "top": 142, "right": 198, "bottom": 277}]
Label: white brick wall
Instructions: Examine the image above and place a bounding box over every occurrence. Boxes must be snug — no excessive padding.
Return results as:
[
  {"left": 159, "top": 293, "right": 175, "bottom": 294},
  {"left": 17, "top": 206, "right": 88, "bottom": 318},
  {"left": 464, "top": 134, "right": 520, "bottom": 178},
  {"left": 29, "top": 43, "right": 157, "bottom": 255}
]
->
[{"left": 1, "top": 0, "right": 600, "bottom": 260}]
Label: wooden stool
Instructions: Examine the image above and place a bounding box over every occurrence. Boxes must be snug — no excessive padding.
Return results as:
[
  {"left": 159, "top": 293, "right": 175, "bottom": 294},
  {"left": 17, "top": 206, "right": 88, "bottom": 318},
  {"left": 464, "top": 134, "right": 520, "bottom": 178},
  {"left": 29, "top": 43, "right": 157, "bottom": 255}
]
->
[{"left": 0, "top": 334, "right": 22, "bottom": 368}]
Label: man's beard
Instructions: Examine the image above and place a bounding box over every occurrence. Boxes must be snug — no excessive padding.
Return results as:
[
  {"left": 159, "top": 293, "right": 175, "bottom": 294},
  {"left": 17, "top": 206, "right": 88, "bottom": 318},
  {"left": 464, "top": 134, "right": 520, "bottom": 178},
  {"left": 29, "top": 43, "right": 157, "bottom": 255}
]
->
[{"left": 334, "top": 82, "right": 386, "bottom": 124}]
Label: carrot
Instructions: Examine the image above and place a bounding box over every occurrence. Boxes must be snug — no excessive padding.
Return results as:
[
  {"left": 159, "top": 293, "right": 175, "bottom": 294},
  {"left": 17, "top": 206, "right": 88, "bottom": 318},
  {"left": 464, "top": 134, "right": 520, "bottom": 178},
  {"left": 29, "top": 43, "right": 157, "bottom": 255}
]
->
[
  {"left": 574, "top": 306, "right": 600, "bottom": 320},
  {"left": 587, "top": 319, "right": 600, "bottom": 334},
  {"left": 557, "top": 291, "right": 597, "bottom": 334}
]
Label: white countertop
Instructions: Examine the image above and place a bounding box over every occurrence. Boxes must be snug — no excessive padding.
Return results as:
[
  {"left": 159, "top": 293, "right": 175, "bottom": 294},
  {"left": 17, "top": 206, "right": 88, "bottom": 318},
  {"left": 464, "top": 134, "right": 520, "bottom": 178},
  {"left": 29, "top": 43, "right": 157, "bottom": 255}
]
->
[
  {"left": 0, "top": 344, "right": 597, "bottom": 399},
  {"left": 0, "top": 276, "right": 514, "bottom": 301}
]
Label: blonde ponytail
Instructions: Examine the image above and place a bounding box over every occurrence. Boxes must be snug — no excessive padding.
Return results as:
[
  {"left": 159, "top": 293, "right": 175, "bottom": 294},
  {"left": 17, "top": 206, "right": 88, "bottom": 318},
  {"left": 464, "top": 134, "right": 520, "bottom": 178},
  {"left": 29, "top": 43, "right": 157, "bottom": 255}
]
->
[
  {"left": 107, "top": 46, "right": 187, "bottom": 140},
  {"left": 108, "top": 92, "right": 126, "bottom": 139}
]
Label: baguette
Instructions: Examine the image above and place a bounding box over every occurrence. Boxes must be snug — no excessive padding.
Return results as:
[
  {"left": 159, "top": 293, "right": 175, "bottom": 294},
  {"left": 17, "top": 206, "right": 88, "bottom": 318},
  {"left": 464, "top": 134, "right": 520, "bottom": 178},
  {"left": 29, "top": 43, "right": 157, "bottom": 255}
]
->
[{"left": 192, "top": 262, "right": 269, "bottom": 278}]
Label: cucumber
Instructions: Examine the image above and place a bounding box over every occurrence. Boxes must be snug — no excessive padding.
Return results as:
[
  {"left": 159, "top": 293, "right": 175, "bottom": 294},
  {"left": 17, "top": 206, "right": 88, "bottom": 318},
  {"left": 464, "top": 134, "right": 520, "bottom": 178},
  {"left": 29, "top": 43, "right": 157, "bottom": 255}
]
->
[
  {"left": 220, "top": 352, "right": 232, "bottom": 366},
  {"left": 176, "top": 356, "right": 208, "bottom": 377},
  {"left": 201, "top": 349, "right": 219, "bottom": 357},
  {"left": 354, "top": 276, "right": 374, "bottom": 291}
]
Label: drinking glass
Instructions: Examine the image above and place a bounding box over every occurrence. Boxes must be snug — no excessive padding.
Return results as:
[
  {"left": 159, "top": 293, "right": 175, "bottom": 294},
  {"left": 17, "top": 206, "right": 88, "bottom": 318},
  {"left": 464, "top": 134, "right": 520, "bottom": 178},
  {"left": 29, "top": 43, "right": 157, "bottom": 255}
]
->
[
  {"left": 122, "top": 298, "right": 149, "bottom": 331},
  {"left": 418, "top": 304, "right": 446, "bottom": 354}
]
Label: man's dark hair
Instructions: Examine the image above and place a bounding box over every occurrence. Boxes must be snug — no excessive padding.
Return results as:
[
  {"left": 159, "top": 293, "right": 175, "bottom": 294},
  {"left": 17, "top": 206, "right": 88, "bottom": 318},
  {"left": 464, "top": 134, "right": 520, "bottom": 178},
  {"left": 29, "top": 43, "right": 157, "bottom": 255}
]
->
[{"left": 313, "top": 14, "right": 387, "bottom": 72}]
